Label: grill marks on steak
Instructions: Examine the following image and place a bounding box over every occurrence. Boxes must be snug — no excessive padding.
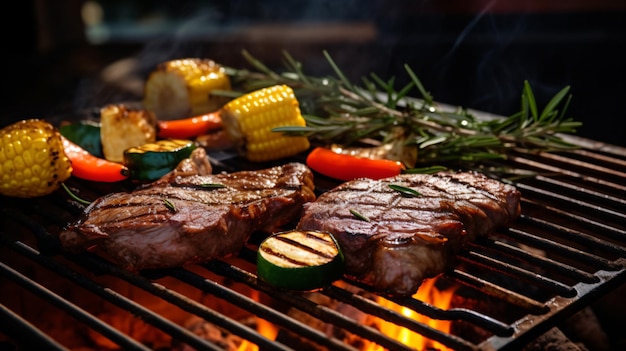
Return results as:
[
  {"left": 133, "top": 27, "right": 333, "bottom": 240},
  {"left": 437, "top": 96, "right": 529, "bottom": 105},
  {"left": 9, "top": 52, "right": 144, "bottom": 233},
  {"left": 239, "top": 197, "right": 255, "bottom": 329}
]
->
[
  {"left": 296, "top": 171, "right": 521, "bottom": 296},
  {"left": 60, "top": 149, "right": 316, "bottom": 271}
]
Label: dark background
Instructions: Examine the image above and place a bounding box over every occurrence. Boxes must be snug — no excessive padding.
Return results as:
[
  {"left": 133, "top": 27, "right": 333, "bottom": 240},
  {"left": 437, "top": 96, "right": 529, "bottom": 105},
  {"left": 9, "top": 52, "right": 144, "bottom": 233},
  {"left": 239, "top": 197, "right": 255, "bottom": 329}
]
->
[{"left": 2, "top": 0, "right": 625, "bottom": 146}]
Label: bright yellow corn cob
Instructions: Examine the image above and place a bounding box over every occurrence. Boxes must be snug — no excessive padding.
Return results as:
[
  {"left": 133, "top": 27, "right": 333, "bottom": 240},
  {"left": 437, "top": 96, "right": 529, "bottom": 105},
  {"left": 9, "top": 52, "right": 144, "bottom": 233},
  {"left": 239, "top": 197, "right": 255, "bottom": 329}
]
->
[
  {"left": 0, "top": 119, "right": 72, "bottom": 198},
  {"left": 220, "top": 85, "right": 310, "bottom": 162},
  {"left": 143, "top": 58, "right": 231, "bottom": 120}
]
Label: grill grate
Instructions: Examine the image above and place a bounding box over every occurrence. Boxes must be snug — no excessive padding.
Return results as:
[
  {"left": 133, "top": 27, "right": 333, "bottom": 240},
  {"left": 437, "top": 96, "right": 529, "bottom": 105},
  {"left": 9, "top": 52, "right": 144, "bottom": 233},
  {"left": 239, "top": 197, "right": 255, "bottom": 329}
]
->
[{"left": 1, "top": 135, "right": 625, "bottom": 351}]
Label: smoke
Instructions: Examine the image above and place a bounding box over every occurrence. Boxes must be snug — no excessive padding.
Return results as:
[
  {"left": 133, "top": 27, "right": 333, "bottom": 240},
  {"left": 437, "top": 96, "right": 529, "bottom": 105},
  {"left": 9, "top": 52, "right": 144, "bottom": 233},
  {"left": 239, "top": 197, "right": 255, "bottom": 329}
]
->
[{"left": 71, "top": 1, "right": 624, "bottom": 145}]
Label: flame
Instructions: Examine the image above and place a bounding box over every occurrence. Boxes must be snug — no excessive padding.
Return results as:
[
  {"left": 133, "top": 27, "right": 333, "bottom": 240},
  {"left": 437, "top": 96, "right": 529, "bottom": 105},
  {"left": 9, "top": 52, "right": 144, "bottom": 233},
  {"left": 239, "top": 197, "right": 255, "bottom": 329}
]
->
[
  {"left": 365, "top": 278, "right": 457, "bottom": 351},
  {"left": 238, "top": 291, "right": 279, "bottom": 351}
]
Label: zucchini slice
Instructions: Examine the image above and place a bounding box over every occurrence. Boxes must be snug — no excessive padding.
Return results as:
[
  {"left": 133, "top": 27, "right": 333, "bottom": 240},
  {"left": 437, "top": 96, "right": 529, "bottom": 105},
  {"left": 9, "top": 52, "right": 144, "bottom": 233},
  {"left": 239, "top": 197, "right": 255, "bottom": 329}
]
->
[
  {"left": 257, "top": 230, "right": 345, "bottom": 291},
  {"left": 123, "top": 139, "right": 197, "bottom": 181}
]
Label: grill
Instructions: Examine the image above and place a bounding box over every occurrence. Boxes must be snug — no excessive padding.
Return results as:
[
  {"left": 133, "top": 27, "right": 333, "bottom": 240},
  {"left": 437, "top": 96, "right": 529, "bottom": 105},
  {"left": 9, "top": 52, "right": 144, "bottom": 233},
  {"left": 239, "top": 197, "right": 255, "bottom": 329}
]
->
[{"left": 1, "top": 120, "right": 625, "bottom": 350}]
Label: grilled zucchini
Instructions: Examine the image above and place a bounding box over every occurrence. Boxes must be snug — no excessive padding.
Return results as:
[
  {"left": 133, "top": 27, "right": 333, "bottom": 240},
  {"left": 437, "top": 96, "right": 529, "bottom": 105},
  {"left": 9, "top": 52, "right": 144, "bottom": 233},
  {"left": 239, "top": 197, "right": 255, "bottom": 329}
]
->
[{"left": 257, "top": 230, "right": 345, "bottom": 291}]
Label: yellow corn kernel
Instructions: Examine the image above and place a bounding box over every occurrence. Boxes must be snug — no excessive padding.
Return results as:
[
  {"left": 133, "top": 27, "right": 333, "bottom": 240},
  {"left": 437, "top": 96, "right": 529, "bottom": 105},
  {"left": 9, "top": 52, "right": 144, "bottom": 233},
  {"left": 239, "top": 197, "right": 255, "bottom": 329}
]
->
[
  {"left": 0, "top": 119, "right": 72, "bottom": 198},
  {"left": 220, "top": 85, "right": 310, "bottom": 162},
  {"left": 143, "top": 58, "right": 231, "bottom": 120}
]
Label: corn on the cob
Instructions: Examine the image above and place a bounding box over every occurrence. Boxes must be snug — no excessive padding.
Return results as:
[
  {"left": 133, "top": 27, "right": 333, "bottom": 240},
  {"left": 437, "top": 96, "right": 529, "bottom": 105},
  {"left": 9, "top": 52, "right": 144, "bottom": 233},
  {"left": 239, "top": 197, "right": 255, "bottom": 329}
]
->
[
  {"left": 143, "top": 58, "right": 231, "bottom": 120},
  {"left": 220, "top": 85, "right": 310, "bottom": 162},
  {"left": 0, "top": 119, "right": 72, "bottom": 198},
  {"left": 100, "top": 104, "right": 157, "bottom": 163}
]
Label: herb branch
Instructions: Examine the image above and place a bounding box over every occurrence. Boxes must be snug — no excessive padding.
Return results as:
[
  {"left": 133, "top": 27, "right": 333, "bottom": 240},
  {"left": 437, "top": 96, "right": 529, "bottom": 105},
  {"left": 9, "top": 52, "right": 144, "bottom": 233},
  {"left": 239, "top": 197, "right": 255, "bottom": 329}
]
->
[{"left": 223, "top": 50, "right": 582, "bottom": 170}]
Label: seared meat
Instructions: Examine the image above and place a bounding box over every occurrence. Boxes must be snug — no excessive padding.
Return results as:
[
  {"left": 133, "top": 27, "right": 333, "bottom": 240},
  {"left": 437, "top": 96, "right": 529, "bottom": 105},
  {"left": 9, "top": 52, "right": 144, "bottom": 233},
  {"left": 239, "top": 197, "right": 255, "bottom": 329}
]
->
[
  {"left": 60, "top": 148, "right": 316, "bottom": 270},
  {"left": 296, "top": 171, "right": 521, "bottom": 296}
]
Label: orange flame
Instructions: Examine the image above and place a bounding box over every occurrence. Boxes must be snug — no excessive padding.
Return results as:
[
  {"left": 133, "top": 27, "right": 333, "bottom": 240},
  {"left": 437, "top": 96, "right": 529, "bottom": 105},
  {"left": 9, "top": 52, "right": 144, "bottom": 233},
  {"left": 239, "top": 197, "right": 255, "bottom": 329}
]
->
[
  {"left": 365, "top": 278, "right": 457, "bottom": 351},
  {"left": 238, "top": 291, "right": 279, "bottom": 351}
]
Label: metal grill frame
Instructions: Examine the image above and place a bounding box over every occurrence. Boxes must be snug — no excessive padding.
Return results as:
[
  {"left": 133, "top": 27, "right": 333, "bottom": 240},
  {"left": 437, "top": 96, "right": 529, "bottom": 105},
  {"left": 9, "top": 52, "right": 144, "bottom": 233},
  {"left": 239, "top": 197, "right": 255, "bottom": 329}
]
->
[{"left": 2, "top": 123, "right": 625, "bottom": 350}]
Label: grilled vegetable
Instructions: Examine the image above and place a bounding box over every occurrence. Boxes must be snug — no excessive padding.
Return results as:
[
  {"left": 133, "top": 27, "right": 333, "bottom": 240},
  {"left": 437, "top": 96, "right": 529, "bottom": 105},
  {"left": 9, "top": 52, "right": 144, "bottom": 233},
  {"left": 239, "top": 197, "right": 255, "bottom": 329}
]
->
[
  {"left": 143, "top": 58, "right": 232, "bottom": 120},
  {"left": 100, "top": 104, "right": 157, "bottom": 163},
  {"left": 123, "top": 139, "right": 197, "bottom": 181},
  {"left": 59, "top": 120, "right": 103, "bottom": 157},
  {"left": 62, "top": 137, "right": 129, "bottom": 182},
  {"left": 157, "top": 112, "right": 222, "bottom": 139},
  {"left": 257, "top": 230, "right": 344, "bottom": 291},
  {"left": 220, "top": 85, "right": 310, "bottom": 162},
  {"left": 306, "top": 146, "right": 404, "bottom": 181},
  {"left": 0, "top": 119, "right": 72, "bottom": 198}
]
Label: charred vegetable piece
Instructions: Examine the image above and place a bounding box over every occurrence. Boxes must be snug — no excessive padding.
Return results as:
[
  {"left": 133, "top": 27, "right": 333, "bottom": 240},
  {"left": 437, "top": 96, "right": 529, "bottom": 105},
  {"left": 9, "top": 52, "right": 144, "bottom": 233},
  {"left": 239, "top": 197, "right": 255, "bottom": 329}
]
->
[
  {"left": 257, "top": 230, "right": 345, "bottom": 291},
  {"left": 123, "top": 139, "right": 197, "bottom": 181},
  {"left": 100, "top": 104, "right": 157, "bottom": 163},
  {"left": 306, "top": 146, "right": 404, "bottom": 181},
  {"left": 220, "top": 85, "right": 310, "bottom": 162},
  {"left": 0, "top": 119, "right": 72, "bottom": 198},
  {"left": 59, "top": 120, "right": 103, "bottom": 157},
  {"left": 143, "top": 58, "right": 231, "bottom": 120}
]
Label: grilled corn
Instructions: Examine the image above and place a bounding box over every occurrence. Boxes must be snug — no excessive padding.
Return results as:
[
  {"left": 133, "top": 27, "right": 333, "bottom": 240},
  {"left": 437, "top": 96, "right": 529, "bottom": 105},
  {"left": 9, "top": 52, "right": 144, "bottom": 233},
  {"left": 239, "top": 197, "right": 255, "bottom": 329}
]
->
[
  {"left": 220, "top": 85, "right": 310, "bottom": 162},
  {"left": 0, "top": 119, "right": 72, "bottom": 198},
  {"left": 143, "top": 58, "right": 231, "bottom": 120}
]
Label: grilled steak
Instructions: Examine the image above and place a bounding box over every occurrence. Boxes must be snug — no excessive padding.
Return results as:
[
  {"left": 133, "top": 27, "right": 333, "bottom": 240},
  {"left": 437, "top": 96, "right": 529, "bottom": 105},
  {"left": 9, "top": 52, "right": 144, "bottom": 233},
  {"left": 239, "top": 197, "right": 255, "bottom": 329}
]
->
[
  {"left": 60, "top": 148, "right": 316, "bottom": 270},
  {"left": 296, "top": 171, "right": 521, "bottom": 296}
]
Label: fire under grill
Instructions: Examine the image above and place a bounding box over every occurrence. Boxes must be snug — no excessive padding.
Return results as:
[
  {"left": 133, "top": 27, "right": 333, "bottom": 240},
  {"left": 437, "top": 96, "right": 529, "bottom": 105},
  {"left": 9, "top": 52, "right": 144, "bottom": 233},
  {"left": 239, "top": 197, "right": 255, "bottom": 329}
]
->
[{"left": 1, "top": 132, "right": 625, "bottom": 351}]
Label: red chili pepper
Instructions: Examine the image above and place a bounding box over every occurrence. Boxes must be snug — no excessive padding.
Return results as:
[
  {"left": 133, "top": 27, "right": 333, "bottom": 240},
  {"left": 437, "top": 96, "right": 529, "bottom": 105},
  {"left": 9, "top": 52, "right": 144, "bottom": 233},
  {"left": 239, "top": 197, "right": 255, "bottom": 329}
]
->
[
  {"left": 62, "top": 136, "right": 129, "bottom": 182},
  {"left": 157, "top": 112, "right": 222, "bottom": 139},
  {"left": 306, "top": 147, "right": 404, "bottom": 181}
]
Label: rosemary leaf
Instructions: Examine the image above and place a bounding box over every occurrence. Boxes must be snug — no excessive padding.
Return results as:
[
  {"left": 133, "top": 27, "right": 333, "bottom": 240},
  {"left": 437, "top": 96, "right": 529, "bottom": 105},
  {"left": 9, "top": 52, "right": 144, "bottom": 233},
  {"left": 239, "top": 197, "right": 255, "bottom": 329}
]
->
[
  {"left": 388, "top": 184, "right": 422, "bottom": 197},
  {"left": 323, "top": 50, "right": 353, "bottom": 90},
  {"left": 404, "top": 166, "right": 448, "bottom": 174},
  {"left": 163, "top": 199, "right": 177, "bottom": 212},
  {"left": 349, "top": 209, "right": 371, "bottom": 222},
  {"left": 199, "top": 183, "right": 226, "bottom": 189},
  {"left": 523, "top": 80, "right": 539, "bottom": 122},
  {"left": 61, "top": 183, "right": 91, "bottom": 205},
  {"left": 540, "top": 85, "right": 570, "bottom": 122},
  {"left": 404, "top": 64, "right": 433, "bottom": 106}
]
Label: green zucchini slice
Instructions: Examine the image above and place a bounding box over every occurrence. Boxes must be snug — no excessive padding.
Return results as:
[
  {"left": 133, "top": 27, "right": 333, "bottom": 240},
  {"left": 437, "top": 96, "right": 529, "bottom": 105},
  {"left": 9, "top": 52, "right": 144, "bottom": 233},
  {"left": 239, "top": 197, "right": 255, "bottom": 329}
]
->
[
  {"left": 257, "top": 230, "right": 345, "bottom": 291},
  {"left": 123, "top": 139, "right": 197, "bottom": 181}
]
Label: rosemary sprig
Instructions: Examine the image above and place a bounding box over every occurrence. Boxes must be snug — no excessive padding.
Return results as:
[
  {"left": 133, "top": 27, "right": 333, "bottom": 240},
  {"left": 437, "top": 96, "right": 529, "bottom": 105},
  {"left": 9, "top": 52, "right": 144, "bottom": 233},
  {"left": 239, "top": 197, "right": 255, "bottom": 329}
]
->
[{"left": 225, "top": 50, "right": 582, "bottom": 170}]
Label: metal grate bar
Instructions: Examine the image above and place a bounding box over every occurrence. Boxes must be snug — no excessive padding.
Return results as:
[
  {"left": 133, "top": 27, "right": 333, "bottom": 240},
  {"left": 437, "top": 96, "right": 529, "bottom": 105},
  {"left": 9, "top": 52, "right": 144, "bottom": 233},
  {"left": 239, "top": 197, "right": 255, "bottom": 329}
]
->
[
  {"left": 322, "top": 285, "right": 481, "bottom": 351},
  {"left": 516, "top": 212, "right": 626, "bottom": 255},
  {"left": 203, "top": 259, "right": 417, "bottom": 351},
  {"left": 386, "top": 294, "right": 514, "bottom": 336},
  {"left": 516, "top": 183, "right": 626, "bottom": 221},
  {"left": 507, "top": 155, "right": 626, "bottom": 191},
  {"left": 533, "top": 175, "right": 626, "bottom": 207},
  {"left": 507, "top": 227, "right": 622, "bottom": 269},
  {"left": 457, "top": 249, "right": 577, "bottom": 297},
  {"left": 449, "top": 270, "right": 549, "bottom": 314},
  {"left": 531, "top": 151, "right": 626, "bottom": 179},
  {"left": 565, "top": 148, "right": 626, "bottom": 170},
  {"left": 470, "top": 238, "right": 599, "bottom": 284},
  {"left": 0, "top": 260, "right": 151, "bottom": 351},
  {"left": 0, "top": 303, "right": 68, "bottom": 351},
  {"left": 70, "top": 252, "right": 292, "bottom": 351},
  {"left": 165, "top": 266, "right": 356, "bottom": 351},
  {"left": 5, "top": 239, "right": 224, "bottom": 351},
  {"left": 516, "top": 183, "right": 625, "bottom": 223}
]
